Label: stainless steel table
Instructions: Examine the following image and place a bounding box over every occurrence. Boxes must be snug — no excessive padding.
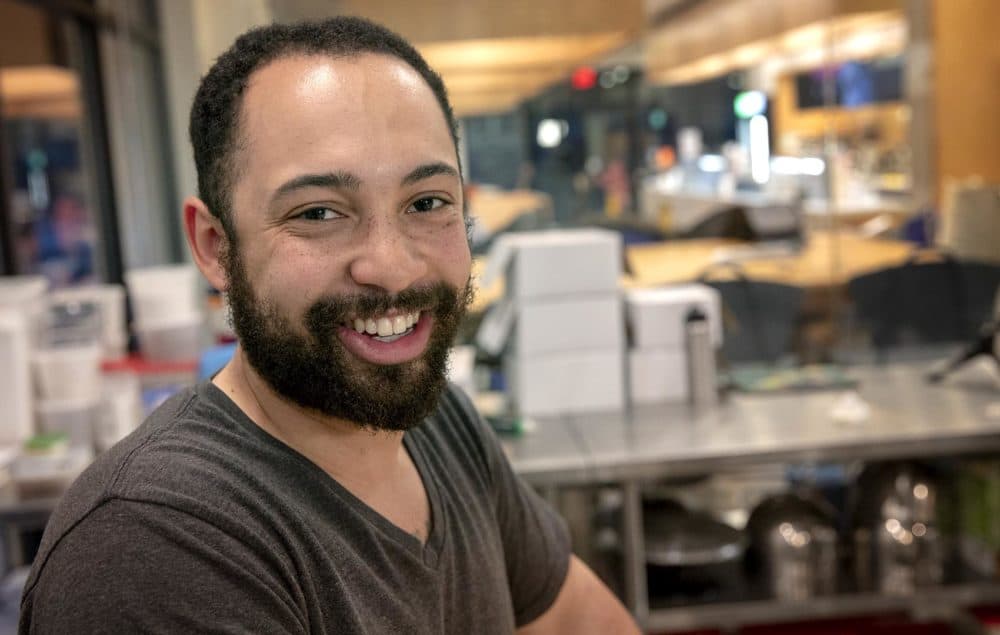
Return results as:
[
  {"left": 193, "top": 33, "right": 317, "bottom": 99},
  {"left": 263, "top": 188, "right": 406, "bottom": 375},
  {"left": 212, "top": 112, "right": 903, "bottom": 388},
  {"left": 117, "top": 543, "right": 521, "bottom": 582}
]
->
[{"left": 505, "top": 362, "right": 1000, "bottom": 630}]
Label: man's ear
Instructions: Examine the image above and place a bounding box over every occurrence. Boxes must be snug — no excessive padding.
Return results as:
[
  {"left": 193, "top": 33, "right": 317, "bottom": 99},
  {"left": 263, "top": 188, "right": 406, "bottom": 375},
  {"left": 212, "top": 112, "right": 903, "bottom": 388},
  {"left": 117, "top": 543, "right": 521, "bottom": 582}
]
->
[{"left": 183, "top": 196, "right": 230, "bottom": 292}]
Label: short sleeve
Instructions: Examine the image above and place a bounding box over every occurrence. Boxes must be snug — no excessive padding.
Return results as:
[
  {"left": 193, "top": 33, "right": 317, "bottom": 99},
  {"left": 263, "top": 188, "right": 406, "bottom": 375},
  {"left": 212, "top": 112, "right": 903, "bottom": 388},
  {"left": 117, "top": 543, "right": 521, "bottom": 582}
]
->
[
  {"left": 20, "top": 498, "right": 305, "bottom": 635},
  {"left": 447, "top": 387, "right": 572, "bottom": 627}
]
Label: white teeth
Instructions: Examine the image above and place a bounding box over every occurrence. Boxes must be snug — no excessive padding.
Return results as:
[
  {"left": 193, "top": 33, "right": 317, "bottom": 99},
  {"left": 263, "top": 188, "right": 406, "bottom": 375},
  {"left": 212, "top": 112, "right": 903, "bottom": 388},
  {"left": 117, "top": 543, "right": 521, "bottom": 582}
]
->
[
  {"left": 376, "top": 317, "right": 393, "bottom": 337},
  {"left": 350, "top": 311, "right": 420, "bottom": 338},
  {"left": 392, "top": 315, "right": 407, "bottom": 335}
]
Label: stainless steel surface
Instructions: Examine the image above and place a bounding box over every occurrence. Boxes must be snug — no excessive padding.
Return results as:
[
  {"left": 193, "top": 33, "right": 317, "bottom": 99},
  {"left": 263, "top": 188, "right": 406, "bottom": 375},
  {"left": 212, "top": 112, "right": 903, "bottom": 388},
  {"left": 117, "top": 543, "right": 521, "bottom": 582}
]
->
[
  {"left": 621, "top": 480, "right": 648, "bottom": 626},
  {"left": 644, "top": 583, "right": 1000, "bottom": 633},
  {"left": 499, "top": 417, "right": 589, "bottom": 486},
  {"left": 501, "top": 363, "right": 1000, "bottom": 630},
  {"left": 513, "top": 364, "right": 1000, "bottom": 485}
]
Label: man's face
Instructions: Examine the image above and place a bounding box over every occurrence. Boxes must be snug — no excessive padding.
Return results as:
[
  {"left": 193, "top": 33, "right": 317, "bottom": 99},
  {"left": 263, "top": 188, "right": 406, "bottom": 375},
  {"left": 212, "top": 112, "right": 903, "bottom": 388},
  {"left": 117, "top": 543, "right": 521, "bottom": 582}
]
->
[{"left": 221, "top": 53, "right": 472, "bottom": 430}]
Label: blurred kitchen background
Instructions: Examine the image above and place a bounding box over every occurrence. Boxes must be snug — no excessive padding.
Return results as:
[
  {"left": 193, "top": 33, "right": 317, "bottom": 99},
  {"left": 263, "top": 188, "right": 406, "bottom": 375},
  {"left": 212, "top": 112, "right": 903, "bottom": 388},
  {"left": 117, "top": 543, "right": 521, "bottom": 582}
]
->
[{"left": 1, "top": 0, "right": 999, "bottom": 633}]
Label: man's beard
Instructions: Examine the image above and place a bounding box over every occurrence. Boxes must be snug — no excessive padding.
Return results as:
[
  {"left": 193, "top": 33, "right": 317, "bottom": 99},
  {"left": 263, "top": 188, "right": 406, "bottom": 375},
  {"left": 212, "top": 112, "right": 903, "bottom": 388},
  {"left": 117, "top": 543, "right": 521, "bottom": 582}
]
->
[{"left": 222, "top": 242, "right": 472, "bottom": 432}]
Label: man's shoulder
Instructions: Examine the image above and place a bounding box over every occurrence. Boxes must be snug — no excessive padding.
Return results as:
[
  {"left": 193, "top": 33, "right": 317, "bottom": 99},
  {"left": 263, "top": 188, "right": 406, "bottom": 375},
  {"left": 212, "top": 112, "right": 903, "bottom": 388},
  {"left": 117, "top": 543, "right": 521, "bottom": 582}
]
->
[{"left": 34, "top": 382, "right": 288, "bottom": 564}]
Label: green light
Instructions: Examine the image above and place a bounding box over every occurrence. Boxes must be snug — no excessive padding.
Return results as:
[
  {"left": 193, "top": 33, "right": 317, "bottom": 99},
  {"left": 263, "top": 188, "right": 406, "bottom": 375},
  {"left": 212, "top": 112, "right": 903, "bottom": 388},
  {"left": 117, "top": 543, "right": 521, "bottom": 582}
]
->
[{"left": 734, "top": 91, "right": 766, "bottom": 119}]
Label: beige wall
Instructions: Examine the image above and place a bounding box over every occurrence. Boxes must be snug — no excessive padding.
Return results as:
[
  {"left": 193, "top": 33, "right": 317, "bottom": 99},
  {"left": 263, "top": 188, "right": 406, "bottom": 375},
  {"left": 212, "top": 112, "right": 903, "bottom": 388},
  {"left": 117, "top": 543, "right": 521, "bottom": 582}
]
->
[{"left": 932, "top": 0, "right": 1000, "bottom": 200}]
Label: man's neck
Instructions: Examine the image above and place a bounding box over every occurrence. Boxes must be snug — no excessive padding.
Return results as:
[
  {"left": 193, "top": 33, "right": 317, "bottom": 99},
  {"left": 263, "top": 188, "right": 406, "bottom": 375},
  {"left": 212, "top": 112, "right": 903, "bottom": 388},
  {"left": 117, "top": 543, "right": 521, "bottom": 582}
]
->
[{"left": 212, "top": 347, "right": 409, "bottom": 488}]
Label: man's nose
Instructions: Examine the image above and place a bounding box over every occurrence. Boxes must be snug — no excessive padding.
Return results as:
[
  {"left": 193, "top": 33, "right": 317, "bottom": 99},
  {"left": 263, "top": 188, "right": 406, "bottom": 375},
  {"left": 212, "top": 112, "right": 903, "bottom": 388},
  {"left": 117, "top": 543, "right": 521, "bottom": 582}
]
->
[{"left": 347, "top": 216, "right": 428, "bottom": 294}]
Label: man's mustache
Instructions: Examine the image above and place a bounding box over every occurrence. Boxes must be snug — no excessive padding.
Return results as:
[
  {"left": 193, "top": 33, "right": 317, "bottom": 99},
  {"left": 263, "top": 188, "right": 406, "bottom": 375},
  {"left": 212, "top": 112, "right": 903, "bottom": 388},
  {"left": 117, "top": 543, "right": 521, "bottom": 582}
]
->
[{"left": 304, "top": 282, "right": 460, "bottom": 333}]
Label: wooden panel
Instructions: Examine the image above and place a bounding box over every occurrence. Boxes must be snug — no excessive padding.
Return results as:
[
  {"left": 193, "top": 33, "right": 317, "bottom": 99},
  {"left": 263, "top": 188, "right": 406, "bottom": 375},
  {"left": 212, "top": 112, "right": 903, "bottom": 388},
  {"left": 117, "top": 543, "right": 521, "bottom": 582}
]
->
[
  {"left": 338, "top": 0, "right": 643, "bottom": 43},
  {"left": 625, "top": 231, "right": 914, "bottom": 288},
  {"left": 645, "top": 0, "right": 901, "bottom": 75},
  {"left": 0, "top": 66, "right": 80, "bottom": 120},
  {"left": 0, "top": 1, "right": 55, "bottom": 68},
  {"left": 421, "top": 31, "right": 630, "bottom": 116},
  {"left": 772, "top": 74, "right": 909, "bottom": 154},
  {"left": 932, "top": 0, "right": 1000, "bottom": 197}
]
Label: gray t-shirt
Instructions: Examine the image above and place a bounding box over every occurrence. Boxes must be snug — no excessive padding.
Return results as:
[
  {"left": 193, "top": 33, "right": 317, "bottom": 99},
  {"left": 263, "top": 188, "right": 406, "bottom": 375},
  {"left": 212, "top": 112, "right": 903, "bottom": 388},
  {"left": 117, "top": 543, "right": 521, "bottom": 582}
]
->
[{"left": 19, "top": 382, "right": 570, "bottom": 634}]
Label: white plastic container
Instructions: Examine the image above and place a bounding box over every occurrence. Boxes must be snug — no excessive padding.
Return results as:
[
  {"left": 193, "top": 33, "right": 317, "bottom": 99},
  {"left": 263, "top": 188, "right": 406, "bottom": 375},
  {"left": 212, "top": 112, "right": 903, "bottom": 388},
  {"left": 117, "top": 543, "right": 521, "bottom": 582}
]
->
[
  {"left": 31, "top": 343, "right": 102, "bottom": 401},
  {"left": 626, "top": 284, "right": 723, "bottom": 349},
  {"left": 135, "top": 313, "right": 204, "bottom": 362},
  {"left": 125, "top": 265, "right": 201, "bottom": 326},
  {"left": 0, "top": 308, "right": 35, "bottom": 444},
  {"left": 479, "top": 229, "right": 622, "bottom": 300},
  {"left": 49, "top": 284, "right": 127, "bottom": 358},
  {"left": 477, "top": 292, "right": 625, "bottom": 357},
  {"left": 0, "top": 275, "right": 49, "bottom": 345},
  {"left": 504, "top": 348, "right": 626, "bottom": 417},
  {"left": 98, "top": 373, "right": 143, "bottom": 451},
  {"left": 35, "top": 396, "right": 98, "bottom": 449},
  {"left": 628, "top": 348, "right": 688, "bottom": 405}
]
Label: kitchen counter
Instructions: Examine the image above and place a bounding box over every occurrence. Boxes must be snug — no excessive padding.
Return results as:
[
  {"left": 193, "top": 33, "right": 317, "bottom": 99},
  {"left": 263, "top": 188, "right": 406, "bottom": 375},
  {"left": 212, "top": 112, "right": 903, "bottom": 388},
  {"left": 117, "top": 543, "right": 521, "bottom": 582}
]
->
[
  {"left": 508, "top": 363, "right": 1000, "bottom": 487},
  {"left": 503, "top": 361, "right": 1000, "bottom": 627}
]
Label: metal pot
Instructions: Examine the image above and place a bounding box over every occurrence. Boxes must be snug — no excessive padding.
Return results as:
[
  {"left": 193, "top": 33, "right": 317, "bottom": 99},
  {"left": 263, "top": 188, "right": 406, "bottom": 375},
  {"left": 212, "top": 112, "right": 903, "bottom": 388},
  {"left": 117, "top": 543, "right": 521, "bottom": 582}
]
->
[
  {"left": 851, "top": 462, "right": 945, "bottom": 595},
  {"left": 643, "top": 497, "right": 748, "bottom": 600},
  {"left": 746, "top": 491, "right": 839, "bottom": 601}
]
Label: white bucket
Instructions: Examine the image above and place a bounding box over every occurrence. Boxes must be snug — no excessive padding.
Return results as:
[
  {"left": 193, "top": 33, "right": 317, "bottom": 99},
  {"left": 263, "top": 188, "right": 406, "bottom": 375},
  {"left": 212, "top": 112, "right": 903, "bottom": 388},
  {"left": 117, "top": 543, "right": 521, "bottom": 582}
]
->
[
  {"left": 32, "top": 343, "right": 103, "bottom": 401},
  {"left": 98, "top": 373, "right": 143, "bottom": 451},
  {"left": 125, "top": 265, "right": 201, "bottom": 325},
  {"left": 136, "top": 313, "right": 204, "bottom": 362}
]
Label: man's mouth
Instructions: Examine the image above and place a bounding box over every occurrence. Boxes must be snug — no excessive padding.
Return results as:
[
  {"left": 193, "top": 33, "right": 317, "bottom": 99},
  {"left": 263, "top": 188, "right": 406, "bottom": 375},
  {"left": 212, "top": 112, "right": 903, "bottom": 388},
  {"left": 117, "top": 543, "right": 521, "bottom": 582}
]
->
[{"left": 346, "top": 311, "right": 422, "bottom": 343}]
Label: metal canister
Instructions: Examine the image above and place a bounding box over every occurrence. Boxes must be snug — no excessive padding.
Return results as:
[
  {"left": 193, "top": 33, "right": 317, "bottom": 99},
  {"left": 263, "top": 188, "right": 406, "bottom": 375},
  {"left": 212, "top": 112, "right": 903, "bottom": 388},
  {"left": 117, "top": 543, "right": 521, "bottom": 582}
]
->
[{"left": 685, "top": 307, "right": 717, "bottom": 407}]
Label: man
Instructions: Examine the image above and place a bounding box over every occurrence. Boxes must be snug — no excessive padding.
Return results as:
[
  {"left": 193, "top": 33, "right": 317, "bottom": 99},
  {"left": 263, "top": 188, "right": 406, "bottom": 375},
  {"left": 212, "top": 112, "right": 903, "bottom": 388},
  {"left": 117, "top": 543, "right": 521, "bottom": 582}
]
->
[{"left": 20, "top": 17, "right": 639, "bottom": 634}]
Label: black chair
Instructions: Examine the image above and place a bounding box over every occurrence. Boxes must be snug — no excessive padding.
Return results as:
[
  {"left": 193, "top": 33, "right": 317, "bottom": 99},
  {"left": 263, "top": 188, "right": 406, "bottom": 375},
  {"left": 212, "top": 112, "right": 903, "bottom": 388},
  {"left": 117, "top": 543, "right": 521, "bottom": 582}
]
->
[
  {"left": 847, "top": 252, "right": 1000, "bottom": 360},
  {"left": 699, "top": 263, "right": 805, "bottom": 365}
]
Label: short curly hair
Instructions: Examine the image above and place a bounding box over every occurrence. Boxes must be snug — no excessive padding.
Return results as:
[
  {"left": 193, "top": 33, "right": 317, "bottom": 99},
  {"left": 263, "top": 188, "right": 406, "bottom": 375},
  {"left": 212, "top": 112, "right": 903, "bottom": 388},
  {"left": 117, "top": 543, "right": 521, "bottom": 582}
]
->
[{"left": 189, "top": 16, "right": 459, "bottom": 238}]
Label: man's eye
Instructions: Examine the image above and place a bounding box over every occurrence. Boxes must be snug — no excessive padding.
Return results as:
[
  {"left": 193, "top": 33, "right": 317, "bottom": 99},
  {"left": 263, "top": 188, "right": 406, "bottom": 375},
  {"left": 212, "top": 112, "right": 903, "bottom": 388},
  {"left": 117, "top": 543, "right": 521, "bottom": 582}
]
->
[
  {"left": 297, "top": 207, "right": 341, "bottom": 221},
  {"left": 408, "top": 197, "right": 446, "bottom": 213}
]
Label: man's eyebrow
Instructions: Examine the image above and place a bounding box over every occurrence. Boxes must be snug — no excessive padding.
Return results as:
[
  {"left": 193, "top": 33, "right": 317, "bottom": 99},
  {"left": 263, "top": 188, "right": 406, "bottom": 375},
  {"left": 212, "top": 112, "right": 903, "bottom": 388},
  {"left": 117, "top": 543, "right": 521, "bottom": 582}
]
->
[
  {"left": 270, "top": 171, "right": 362, "bottom": 204},
  {"left": 401, "top": 162, "right": 460, "bottom": 186}
]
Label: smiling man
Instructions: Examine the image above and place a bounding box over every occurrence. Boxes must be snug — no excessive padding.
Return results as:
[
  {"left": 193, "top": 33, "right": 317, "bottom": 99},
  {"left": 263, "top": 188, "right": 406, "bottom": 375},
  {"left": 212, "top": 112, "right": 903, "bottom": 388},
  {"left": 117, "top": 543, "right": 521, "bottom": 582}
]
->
[{"left": 19, "top": 17, "right": 638, "bottom": 635}]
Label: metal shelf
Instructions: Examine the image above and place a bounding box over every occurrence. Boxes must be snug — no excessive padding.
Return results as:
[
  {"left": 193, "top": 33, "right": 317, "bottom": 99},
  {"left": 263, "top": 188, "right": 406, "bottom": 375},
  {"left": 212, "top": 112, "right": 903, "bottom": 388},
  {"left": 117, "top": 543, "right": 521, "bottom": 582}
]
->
[{"left": 644, "top": 583, "right": 1000, "bottom": 632}]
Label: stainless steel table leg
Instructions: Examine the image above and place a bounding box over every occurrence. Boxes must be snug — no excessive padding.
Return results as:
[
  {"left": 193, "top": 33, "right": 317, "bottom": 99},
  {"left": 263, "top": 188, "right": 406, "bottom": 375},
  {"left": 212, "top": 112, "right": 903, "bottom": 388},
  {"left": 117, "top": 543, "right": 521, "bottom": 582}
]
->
[{"left": 621, "top": 479, "right": 648, "bottom": 627}]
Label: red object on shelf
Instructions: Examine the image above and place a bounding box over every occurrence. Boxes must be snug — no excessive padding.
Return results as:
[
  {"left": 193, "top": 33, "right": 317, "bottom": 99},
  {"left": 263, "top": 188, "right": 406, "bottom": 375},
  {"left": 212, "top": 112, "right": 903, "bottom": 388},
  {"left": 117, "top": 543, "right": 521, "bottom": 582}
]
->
[
  {"left": 101, "top": 354, "right": 198, "bottom": 375},
  {"left": 571, "top": 66, "right": 598, "bottom": 90}
]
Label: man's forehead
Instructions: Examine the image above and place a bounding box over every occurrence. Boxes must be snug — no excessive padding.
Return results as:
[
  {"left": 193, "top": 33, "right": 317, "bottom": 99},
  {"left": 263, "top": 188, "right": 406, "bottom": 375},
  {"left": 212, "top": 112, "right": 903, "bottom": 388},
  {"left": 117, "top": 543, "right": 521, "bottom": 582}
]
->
[
  {"left": 241, "top": 53, "right": 439, "bottom": 124},
  {"left": 229, "top": 52, "right": 455, "bottom": 189}
]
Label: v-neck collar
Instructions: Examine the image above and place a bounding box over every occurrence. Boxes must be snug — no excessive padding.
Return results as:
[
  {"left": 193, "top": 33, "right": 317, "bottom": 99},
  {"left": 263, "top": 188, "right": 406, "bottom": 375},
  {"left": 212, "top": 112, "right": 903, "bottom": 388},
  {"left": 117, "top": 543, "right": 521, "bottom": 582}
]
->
[{"left": 202, "top": 381, "right": 447, "bottom": 570}]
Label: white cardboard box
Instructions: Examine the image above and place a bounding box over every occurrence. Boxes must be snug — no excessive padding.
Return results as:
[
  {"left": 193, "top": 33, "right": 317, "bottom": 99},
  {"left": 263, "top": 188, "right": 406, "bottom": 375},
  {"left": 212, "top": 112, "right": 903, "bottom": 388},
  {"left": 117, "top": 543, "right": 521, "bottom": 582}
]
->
[
  {"left": 629, "top": 347, "right": 688, "bottom": 405},
  {"left": 626, "top": 284, "right": 723, "bottom": 349},
  {"left": 480, "top": 229, "right": 621, "bottom": 300},
  {"left": 477, "top": 293, "right": 624, "bottom": 356},
  {"left": 505, "top": 349, "right": 625, "bottom": 417}
]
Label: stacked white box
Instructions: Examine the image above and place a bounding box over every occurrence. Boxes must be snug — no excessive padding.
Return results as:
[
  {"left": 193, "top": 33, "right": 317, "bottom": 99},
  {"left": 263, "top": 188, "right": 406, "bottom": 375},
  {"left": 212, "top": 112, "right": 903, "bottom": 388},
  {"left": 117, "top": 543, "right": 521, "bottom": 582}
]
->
[
  {"left": 625, "top": 284, "right": 722, "bottom": 405},
  {"left": 477, "top": 229, "right": 625, "bottom": 417}
]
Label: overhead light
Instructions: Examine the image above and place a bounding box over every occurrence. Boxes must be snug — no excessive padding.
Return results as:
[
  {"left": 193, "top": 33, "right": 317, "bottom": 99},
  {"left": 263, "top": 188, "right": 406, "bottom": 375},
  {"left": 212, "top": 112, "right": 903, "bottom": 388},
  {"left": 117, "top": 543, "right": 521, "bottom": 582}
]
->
[
  {"left": 697, "top": 154, "right": 726, "bottom": 173},
  {"left": 734, "top": 90, "right": 767, "bottom": 119},
  {"left": 749, "top": 115, "right": 770, "bottom": 184},
  {"left": 536, "top": 119, "right": 566, "bottom": 148}
]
